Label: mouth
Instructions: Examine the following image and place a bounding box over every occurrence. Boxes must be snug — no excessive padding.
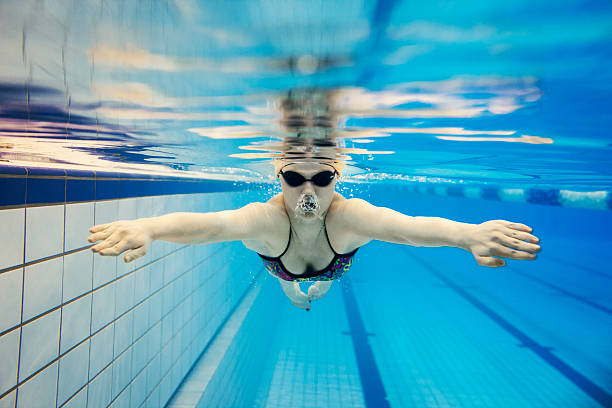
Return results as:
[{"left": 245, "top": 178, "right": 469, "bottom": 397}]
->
[{"left": 295, "top": 193, "right": 320, "bottom": 218}]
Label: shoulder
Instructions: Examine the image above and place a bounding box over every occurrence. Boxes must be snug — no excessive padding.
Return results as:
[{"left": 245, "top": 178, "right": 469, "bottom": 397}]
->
[
  {"left": 236, "top": 195, "right": 288, "bottom": 232},
  {"left": 240, "top": 194, "right": 289, "bottom": 254},
  {"left": 326, "top": 195, "right": 378, "bottom": 251},
  {"left": 329, "top": 195, "right": 377, "bottom": 220}
]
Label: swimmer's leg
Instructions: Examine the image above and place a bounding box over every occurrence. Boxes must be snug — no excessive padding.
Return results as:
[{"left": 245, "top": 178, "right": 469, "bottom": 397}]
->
[{"left": 307, "top": 280, "right": 332, "bottom": 301}]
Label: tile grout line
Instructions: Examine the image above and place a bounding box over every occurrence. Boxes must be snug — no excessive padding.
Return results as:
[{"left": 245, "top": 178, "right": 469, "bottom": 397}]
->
[
  {"left": 13, "top": 166, "right": 29, "bottom": 408},
  {"left": 165, "top": 267, "right": 266, "bottom": 408},
  {"left": 56, "top": 246, "right": 247, "bottom": 407},
  {"left": 0, "top": 243, "right": 234, "bottom": 402},
  {"left": 55, "top": 195, "right": 67, "bottom": 408},
  {"left": 405, "top": 248, "right": 612, "bottom": 408}
]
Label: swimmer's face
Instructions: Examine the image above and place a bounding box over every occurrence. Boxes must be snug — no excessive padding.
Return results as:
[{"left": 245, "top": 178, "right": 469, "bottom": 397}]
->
[{"left": 279, "top": 163, "right": 337, "bottom": 221}]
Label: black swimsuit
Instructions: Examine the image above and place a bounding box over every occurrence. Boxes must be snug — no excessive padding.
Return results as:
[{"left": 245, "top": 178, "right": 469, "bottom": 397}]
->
[{"left": 257, "top": 221, "right": 358, "bottom": 282}]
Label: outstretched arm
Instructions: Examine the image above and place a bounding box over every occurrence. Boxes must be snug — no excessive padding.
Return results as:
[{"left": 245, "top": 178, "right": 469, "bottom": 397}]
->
[
  {"left": 88, "top": 202, "right": 272, "bottom": 263},
  {"left": 343, "top": 199, "right": 540, "bottom": 267}
]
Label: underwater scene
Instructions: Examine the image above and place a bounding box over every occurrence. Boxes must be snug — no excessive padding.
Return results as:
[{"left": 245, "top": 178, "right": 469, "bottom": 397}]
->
[{"left": 0, "top": 0, "right": 611, "bottom": 407}]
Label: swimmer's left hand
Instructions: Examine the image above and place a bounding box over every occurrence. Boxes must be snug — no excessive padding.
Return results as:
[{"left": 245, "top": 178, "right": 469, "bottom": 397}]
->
[
  {"left": 308, "top": 281, "right": 332, "bottom": 301},
  {"left": 460, "top": 220, "right": 541, "bottom": 267}
]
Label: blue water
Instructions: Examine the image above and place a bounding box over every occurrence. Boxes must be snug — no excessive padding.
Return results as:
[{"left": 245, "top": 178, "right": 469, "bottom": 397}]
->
[
  {"left": 1, "top": 0, "right": 611, "bottom": 407},
  {"left": 174, "top": 190, "right": 612, "bottom": 407}
]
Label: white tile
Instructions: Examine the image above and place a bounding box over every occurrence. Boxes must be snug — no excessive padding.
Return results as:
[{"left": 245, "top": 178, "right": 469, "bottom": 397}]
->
[
  {"left": 134, "top": 196, "right": 152, "bottom": 219},
  {"left": 60, "top": 294, "right": 92, "bottom": 354},
  {"left": 132, "top": 303, "right": 150, "bottom": 342},
  {"left": 0, "top": 208, "right": 25, "bottom": 270},
  {"left": 22, "top": 258, "right": 63, "bottom": 321},
  {"left": 145, "top": 354, "right": 161, "bottom": 397},
  {"left": 129, "top": 369, "right": 147, "bottom": 408},
  {"left": 0, "top": 390, "right": 16, "bottom": 408},
  {"left": 62, "top": 384, "right": 87, "bottom": 408},
  {"left": 143, "top": 386, "right": 159, "bottom": 408},
  {"left": 25, "top": 205, "right": 64, "bottom": 262},
  {"left": 93, "top": 200, "right": 118, "bottom": 226},
  {"left": 63, "top": 250, "right": 93, "bottom": 302},
  {"left": 0, "top": 328, "right": 19, "bottom": 396},
  {"left": 65, "top": 202, "right": 95, "bottom": 252},
  {"left": 113, "top": 311, "right": 133, "bottom": 358},
  {"left": 18, "top": 309, "right": 60, "bottom": 381},
  {"left": 148, "top": 292, "right": 162, "bottom": 327},
  {"left": 148, "top": 261, "right": 163, "bottom": 293},
  {"left": 91, "top": 283, "right": 116, "bottom": 334},
  {"left": 58, "top": 339, "right": 90, "bottom": 406},
  {"left": 87, "top": 365, "right": 112, "bottom": 408},
  {"left": 0, "top": 268, "right": 23, "bottom": 333},
  {"left": 112, "top": 348, "right": 132, "bottom": 401},
  {"left": 160, "top": 344, "right": 172, "bottom": 379},
  {"left": 158, "top": 373, "right": 173, "bottom": 407},
  {"left": 116, "top": 255, "right": 134, "bottom": 279},
  {"left": 89, "top": 323, "right": 114, "bottom": 379},
  {"left": 93, "top": 255, "right": 116, "bottom": 289},
  {"left": 131, "top": 336, "right": 148, "bottom": 379},
  {"left": 115, "top": 274, "right": 134, "bottom": 318},
  {"left": 17, "top": 360, "right": 58, "bottom": 408},
  {"left": 146, "top": 323, "right": 162, "bottom": 363},
  {"left": 117, "top": 197, "right": 138, "bottom": 221},
  {"left": 110, "top": 383, "right": 131, "bottom": 408}
]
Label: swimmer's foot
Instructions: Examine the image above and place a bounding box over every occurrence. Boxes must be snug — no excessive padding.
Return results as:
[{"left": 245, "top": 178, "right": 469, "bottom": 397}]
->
[{"left": 308, "top": 281, "right": 332, "bottom": 301}]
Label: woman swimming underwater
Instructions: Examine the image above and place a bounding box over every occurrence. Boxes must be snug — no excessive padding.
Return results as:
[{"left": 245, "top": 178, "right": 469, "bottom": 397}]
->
[{"left": 87, "top": 159, "right": 541, "bottom": 311}]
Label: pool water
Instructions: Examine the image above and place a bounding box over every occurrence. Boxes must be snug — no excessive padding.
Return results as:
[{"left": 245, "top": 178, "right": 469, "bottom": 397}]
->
[{"left": 0, "top": 1, "right": 611, "bottom": 407}]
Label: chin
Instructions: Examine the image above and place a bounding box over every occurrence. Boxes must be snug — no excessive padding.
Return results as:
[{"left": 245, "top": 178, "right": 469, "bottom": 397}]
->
[{"left": 296, "top": 211, "right": 320, "bottom": 221}]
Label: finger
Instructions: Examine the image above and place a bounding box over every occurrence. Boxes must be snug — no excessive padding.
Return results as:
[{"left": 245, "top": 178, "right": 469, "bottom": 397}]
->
[
  {"left": 89, "top": 223, "right": 111, "bottom": 233},
  {"left": 502, "top": 229, "right": 540, "bottom": 244},
  {"left": 92, "top": 232, "right": 121, "bottom": 254},
  {"left": 506, "top": 223, "right": 533, "bottom": 232},
  {"left": 497, "top": 234, "right": 541, "bottom": 253},
  {"left": 292, "top": 299, "right": 310, "bottom": 310},
  {"left": 474, "top": 254, "right": 505, "bottom": 267},
  {"left": 88, "top": 229, "right": 114, "bottom": 244},
  {"left": 490, "top": 244, "right": 537, "bottom": 260},
  {"left": 124, "top": 246, "right": 147, "bottom": 263},
  {"left": 100, "top": 236, "right": 139, "bottom": 256}
]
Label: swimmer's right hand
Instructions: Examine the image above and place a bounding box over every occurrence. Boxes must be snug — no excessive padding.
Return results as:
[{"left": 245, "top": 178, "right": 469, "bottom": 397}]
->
[
  {"left": 88, "top": 219, "right": 153, "bottom": 263},
  {"left": 291, "top": 284, "right": 311, "bottom": 311}
]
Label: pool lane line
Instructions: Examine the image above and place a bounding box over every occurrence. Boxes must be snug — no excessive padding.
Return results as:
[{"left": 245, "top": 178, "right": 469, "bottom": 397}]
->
[
  {"left": 406, "top": 249, "right": 612, "bottom": 408},
  {"left": 507, "top": 267, "right": 612, "bottom": 316},
  {"left": 341, "top": 276, "right": 391, "bottom": 408}
]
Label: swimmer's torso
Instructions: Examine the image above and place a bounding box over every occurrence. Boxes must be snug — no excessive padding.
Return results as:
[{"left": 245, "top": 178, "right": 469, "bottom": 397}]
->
[{"left": 242, "top": 192, "right": 366, "bottom": 279}]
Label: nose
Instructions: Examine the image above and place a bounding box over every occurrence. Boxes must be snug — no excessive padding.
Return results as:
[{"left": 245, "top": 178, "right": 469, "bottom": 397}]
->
[{"left": 301, "top": 181, "right": 315, "bottom": 195}]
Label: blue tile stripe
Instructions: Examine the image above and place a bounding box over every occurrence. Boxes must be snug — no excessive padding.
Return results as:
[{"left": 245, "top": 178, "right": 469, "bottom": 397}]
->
[
  {"left": 406, "top": 249, "right": 612, "bottom": 408},
  {"left": 341, "top": 276, "right": 391, "bottom": 408},
  {"left": 0, "top": 166, "right": 250, "bottom": 207}
]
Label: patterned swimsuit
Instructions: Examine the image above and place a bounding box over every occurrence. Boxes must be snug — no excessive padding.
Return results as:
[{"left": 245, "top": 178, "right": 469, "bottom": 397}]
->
[{"left": 257, "top": 221, "right": 358, "bottom": 282}]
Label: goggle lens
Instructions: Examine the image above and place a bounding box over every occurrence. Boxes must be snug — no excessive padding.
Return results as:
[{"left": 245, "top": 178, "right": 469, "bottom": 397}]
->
[{"left": 280, "top": 170, "right": 336, "bottom": 187}]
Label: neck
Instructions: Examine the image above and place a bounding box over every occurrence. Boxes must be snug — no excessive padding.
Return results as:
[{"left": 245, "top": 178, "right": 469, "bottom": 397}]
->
[{"left": 286, "top": 209, "right": 327, "bottom": 243}]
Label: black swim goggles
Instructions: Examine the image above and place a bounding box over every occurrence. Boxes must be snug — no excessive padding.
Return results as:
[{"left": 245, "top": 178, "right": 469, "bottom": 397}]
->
[{"left": 279, "top": 169, "right": 337, "bottom": 187}]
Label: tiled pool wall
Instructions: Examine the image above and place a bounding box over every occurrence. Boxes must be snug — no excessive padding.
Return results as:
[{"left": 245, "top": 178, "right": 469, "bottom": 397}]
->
[{"left": 0, "top": 167, "right": 268, "bottom": 408}]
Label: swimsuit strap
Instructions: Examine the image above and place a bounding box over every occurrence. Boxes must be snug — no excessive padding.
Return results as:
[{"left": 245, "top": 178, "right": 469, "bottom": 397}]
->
[
  {"left": 277, "top": 222, "right": 292, "bottom": 258},
  {"left": 323, "top": 211, "right": 340, "bottom": 256}
]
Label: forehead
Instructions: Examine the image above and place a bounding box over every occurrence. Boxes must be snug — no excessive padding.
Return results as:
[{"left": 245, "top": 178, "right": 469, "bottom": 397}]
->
[{"left": 282, "top": 162, "right": 333, "bottom": 174}]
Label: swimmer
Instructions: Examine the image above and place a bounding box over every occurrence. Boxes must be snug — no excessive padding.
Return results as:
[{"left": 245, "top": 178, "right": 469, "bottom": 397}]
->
[{"left": 87, "top": 159, "right": 541, "bottom": 311}]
